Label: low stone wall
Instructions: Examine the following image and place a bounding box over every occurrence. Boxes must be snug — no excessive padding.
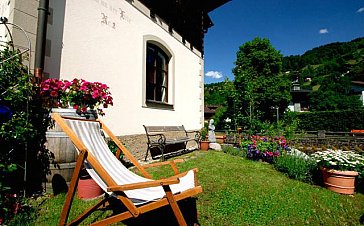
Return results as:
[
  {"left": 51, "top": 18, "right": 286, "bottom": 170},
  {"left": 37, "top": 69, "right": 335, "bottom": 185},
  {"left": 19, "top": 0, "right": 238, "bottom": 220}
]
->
[
  {"left": 290, "top": 137, "right": 364, "bottom": 154},
  {"left": 117, "top": 134, "right": 149, "bottom": 162}
]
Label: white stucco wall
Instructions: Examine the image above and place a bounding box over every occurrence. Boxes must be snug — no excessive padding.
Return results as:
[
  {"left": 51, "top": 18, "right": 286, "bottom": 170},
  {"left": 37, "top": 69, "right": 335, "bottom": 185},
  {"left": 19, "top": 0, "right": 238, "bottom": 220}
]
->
[
  {"left": 0, "top": 0, "right": 36, "bottom": 68},
  {"left": 46, "top": 0, "right": 203, "bottom": 135}
]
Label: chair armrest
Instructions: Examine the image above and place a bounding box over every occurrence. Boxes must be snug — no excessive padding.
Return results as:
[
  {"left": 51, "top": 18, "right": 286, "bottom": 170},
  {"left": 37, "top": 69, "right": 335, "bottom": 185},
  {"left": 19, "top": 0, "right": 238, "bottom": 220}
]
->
[
  {"left": 107, "top": 178, "right": 180, "bottom": 192},
  {"left": 142, "top": 159, "right": 184, "bottom": 175},
  {"left": 142, "top": 159, "right": 184, "bottom": 169}
]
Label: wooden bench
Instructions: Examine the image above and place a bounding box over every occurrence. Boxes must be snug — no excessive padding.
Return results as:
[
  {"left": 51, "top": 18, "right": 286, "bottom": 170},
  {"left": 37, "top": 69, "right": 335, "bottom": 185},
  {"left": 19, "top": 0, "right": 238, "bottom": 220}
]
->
[{"left": 143, "top": 125, "right": 200, "bottom": 161}]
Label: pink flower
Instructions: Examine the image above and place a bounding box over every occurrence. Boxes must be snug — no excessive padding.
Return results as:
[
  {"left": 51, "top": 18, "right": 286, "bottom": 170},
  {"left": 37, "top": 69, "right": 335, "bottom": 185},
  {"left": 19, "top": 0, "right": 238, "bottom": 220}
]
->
[
  {"left": 92, "top": 90, "right": 99, "bottom": 99},
  {"left": 50, "top": 91, "right": 58, "bottom": 97},
  {"left": 40, "top": 77, "right": 113, "bottom": 115},
  {"left": 63, "top": 81, "right": 72, "bottom": 90},
  {"left": 42, "top": 84, "right": 50, "bottom": 91}
]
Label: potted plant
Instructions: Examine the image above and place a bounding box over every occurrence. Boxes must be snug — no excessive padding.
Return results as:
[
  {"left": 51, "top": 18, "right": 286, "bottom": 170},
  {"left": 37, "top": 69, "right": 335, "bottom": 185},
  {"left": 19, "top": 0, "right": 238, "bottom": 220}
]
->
[
  {"left": 199, "top": 127, "right": 210, "bottom": 151},
  {"left": 311, "top": 149, "right": 364, "bottom": 194},
  {"left": 215, "top": 134, "right": 226, "bottom": 144},
  {"left": 40, "top": 78, "right": 113, "bottom": 117}
]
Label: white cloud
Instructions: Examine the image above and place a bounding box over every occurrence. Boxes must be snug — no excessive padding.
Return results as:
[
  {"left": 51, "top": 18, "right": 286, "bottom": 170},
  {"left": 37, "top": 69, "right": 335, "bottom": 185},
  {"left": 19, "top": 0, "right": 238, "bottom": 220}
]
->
[
  {"left": 357, "top": 7, "right": 364, "bottom": 13},
  {"left": 319, "top": 28, "right": 329, "bottom": 34},
  {"left": 205, "top": 71, "right": 223, "bottom": 79}
]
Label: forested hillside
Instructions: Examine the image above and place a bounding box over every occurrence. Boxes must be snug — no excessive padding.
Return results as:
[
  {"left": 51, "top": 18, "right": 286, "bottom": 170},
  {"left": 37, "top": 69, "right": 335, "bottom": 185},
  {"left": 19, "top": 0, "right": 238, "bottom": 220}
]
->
[
  {"left": 283, "top": 37, "right": 364, "bottom": 84},
  {"left": 205, "top": 37, "right": 364, "bottom": 111}
]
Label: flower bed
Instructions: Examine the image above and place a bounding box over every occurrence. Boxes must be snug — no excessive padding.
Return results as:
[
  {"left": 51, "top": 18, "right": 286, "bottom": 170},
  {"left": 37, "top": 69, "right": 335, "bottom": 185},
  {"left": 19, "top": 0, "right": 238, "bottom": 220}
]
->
[{"left": 241, "top": 135, "right": 287, "bottom": 163}]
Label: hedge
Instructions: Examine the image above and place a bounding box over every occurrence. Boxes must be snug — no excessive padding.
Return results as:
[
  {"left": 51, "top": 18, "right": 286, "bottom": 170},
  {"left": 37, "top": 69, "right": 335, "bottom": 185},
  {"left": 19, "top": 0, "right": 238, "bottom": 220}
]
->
[{"left": 294, "top": 109, "right": 364, "bottom": 132}]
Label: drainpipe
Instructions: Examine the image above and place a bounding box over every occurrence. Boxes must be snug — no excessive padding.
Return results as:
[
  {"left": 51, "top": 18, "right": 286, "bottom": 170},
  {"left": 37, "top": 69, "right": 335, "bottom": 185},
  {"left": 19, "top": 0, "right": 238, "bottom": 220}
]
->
[{"left": 34, "top": 0, "right": 49, "bottom": 82}]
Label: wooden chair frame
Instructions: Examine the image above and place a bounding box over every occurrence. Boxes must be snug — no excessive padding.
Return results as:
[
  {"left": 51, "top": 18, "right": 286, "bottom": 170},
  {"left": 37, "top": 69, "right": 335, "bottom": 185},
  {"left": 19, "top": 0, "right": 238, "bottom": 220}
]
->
[{"left": 52, "top": 113, "right": 202, "bottom": 226}]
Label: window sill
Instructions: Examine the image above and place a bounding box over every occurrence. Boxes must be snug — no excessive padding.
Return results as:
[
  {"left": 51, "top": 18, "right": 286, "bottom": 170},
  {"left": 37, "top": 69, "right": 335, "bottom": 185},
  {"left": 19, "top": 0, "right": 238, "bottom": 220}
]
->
[{"left": 144, "top": 100, "right": 174, "bottom": 110}]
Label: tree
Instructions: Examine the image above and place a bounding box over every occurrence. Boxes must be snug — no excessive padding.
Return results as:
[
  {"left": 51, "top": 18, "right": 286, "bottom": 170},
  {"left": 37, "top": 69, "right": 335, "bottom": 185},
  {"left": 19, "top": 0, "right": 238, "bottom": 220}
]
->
[
  {"left": 232, "top": 37, "right": 291, "bottom": 130},
  {"left": 309, "top": 72, "right": 363, "bottom": 111}
]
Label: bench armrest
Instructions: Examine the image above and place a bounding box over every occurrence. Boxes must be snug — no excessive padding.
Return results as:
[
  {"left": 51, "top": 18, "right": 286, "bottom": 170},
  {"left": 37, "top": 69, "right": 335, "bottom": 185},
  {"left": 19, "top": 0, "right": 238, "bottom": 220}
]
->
[
  {"left": 190, "top": 131, "right": 201, "bottom": 141},
  {"left": 147, "top": 133, "right": 166, "bottom": 145}
]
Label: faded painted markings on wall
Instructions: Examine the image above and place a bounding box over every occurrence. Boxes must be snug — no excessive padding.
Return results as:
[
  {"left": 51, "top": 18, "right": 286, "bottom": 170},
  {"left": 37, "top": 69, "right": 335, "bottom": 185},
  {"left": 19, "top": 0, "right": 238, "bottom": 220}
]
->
[{"left": 93, "top": 0, "right": 131, "bottom": 30}]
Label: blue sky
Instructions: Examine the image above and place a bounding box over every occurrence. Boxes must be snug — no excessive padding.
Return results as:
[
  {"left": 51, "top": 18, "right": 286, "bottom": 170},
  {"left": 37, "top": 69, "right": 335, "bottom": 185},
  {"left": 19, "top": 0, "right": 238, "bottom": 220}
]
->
[{"left": 204, "top": 0, "right": 364, "bottom": 84}]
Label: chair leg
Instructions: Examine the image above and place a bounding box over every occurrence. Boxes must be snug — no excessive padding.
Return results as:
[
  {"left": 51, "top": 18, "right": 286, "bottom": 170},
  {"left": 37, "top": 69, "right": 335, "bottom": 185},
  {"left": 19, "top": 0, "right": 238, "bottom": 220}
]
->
[
  {"left": 162, "top": 185, "right": 187, "bottom": 226},
  {"left": 58, "top": 150, "right": 87, "bottom": 226}
]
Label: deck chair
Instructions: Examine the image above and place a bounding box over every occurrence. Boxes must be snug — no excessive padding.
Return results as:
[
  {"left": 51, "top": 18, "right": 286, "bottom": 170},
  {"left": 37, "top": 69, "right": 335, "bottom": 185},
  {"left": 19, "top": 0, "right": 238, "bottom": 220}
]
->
[{"left": 52, "top": 113, "right": 203, "bottom": 226}]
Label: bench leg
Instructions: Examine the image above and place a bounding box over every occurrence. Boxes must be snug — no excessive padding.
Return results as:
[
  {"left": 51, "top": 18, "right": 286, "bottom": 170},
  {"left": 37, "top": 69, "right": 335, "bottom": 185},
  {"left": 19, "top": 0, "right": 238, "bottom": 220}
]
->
[
  {"left": 160, "top": 144, "right": 165, "bottom": 161},
  {"left": 145, "top": 146, "right": 150, "bottom": 161}
]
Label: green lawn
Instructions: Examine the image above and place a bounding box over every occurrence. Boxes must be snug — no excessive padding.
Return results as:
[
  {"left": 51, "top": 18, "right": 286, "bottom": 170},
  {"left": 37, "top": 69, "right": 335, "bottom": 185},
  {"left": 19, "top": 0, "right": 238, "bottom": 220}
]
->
[{"left": 21, "top": 151, "right": 364, "bottom": 225}]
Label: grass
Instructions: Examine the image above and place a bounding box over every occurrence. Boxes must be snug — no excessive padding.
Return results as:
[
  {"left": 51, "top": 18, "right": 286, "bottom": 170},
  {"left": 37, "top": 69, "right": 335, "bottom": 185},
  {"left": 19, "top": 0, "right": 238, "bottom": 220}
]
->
[{"left": 16, "top": 151, "right": 364, "bottom": 225}]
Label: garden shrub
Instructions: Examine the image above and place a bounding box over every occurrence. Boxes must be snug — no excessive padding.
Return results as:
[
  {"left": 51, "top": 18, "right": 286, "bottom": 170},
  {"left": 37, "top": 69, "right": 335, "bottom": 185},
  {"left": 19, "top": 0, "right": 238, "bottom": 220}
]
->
[
  {"left": 293, "top": 109, "right": 364, "bottom": 132},
  {"left": 273, "top": 150, "right": 318, "bottom": 183},
  {"left": 222, "top": 145, "right": 243, "bottom": 157},
  {"left": 0, "top": 45, "right": 50, "bottom": 223}
]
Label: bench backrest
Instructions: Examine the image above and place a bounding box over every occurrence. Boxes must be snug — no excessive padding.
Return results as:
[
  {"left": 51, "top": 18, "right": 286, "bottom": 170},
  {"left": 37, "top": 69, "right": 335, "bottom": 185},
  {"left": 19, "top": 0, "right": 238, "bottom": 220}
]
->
[{"left": 144, "top": 125, "right": 186, "bottom": 134}]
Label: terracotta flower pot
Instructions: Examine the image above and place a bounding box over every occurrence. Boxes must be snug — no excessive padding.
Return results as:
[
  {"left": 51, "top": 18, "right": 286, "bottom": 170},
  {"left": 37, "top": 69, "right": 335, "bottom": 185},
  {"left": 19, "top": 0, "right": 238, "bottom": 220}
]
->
[
  {"left": 215, "top": 135, "right": 226, "bottom": 144},
  {"left": 77, "top": 177, "right": 103, "bottom": 200},
  {"left": 321, "top": 167, "right": 358, "bottom": 195},
  {"left": 200, "top": 141, "right": 210, "bottom": 151}
]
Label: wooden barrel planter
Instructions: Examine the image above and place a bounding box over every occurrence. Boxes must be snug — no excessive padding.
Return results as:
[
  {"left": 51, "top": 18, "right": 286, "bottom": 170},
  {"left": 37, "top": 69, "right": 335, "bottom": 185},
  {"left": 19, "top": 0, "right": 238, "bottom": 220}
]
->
[
  {"left": 321, "top": 167, "right": 358, "bottom": 195},
  {"left": 45, "top": 108, "right": 97, "bottom": 193}
]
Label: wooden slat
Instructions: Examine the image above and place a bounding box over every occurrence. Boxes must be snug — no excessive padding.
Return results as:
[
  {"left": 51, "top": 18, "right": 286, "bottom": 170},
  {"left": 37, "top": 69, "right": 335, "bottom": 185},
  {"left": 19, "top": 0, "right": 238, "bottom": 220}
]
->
[
  {"left": 145, "top": 125, "right": 186, "bottom": 133},
  {"left": 163, "top": 185, "right": 187, "bottom": 226},
  {"left": 91, "top": 186, "right": 203, "bottom": 226},
  {"left": 142, "top": 159, "right": 182, "bottom": 175},
  {"left": 107, "top": 178, "right": 180, "bottom": 191},
  {"left": 58, "top": 150, "right": 87, "bottom": 226}
]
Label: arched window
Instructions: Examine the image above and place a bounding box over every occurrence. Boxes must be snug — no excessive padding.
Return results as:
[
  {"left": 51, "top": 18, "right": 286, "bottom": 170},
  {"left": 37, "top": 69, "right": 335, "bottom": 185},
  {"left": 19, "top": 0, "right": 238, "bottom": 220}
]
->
[{"left": 146, "top": 43, "right": 170, "bottom": 103}]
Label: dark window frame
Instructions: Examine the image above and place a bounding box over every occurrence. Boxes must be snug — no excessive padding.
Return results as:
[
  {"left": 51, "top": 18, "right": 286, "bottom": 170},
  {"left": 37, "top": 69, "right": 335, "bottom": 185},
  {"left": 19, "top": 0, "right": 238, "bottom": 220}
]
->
[{"left": 146, "top": 43, "right": 170, "bottom": 104}]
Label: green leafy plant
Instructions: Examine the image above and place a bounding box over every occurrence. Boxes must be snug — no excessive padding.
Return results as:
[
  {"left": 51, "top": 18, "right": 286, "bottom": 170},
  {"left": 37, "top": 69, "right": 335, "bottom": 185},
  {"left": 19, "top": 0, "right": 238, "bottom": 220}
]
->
[
  {"left": 274, "top": 150, "right": 318, "bottom": 183},
  {"left": 1, "top": 45, "right": 51, "bottom": 224},
  {"left": 200, "top": 127, "right": 208, "bottom": 141},
  {"left": 222, "top": 145, "right": 243, "bottom": 157}
]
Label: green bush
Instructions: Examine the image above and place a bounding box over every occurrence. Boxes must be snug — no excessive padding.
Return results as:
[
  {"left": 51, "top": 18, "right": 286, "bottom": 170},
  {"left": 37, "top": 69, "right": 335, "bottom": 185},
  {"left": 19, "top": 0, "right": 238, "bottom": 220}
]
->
[
  {"left": 1, "top": 45, "right": 51, "bottom": 223},
  {"left": 222, "top": 145, "right": 243, "bottom": 157},
  {"left": 293, "top": 109, "right": 364, "bottom": 131},
  {"left": 273, "top": 151, "right": 318, "bottom": 183}
]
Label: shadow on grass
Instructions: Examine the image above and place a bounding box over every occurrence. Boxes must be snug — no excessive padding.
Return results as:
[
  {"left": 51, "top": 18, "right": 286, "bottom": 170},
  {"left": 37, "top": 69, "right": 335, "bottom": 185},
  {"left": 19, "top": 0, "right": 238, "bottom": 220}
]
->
[
  {"left": 356, "top": 178, "right": 364, "bottom": 195},
  {"left": 108, "top": 197, "right": 199, "bottom": 226}
]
